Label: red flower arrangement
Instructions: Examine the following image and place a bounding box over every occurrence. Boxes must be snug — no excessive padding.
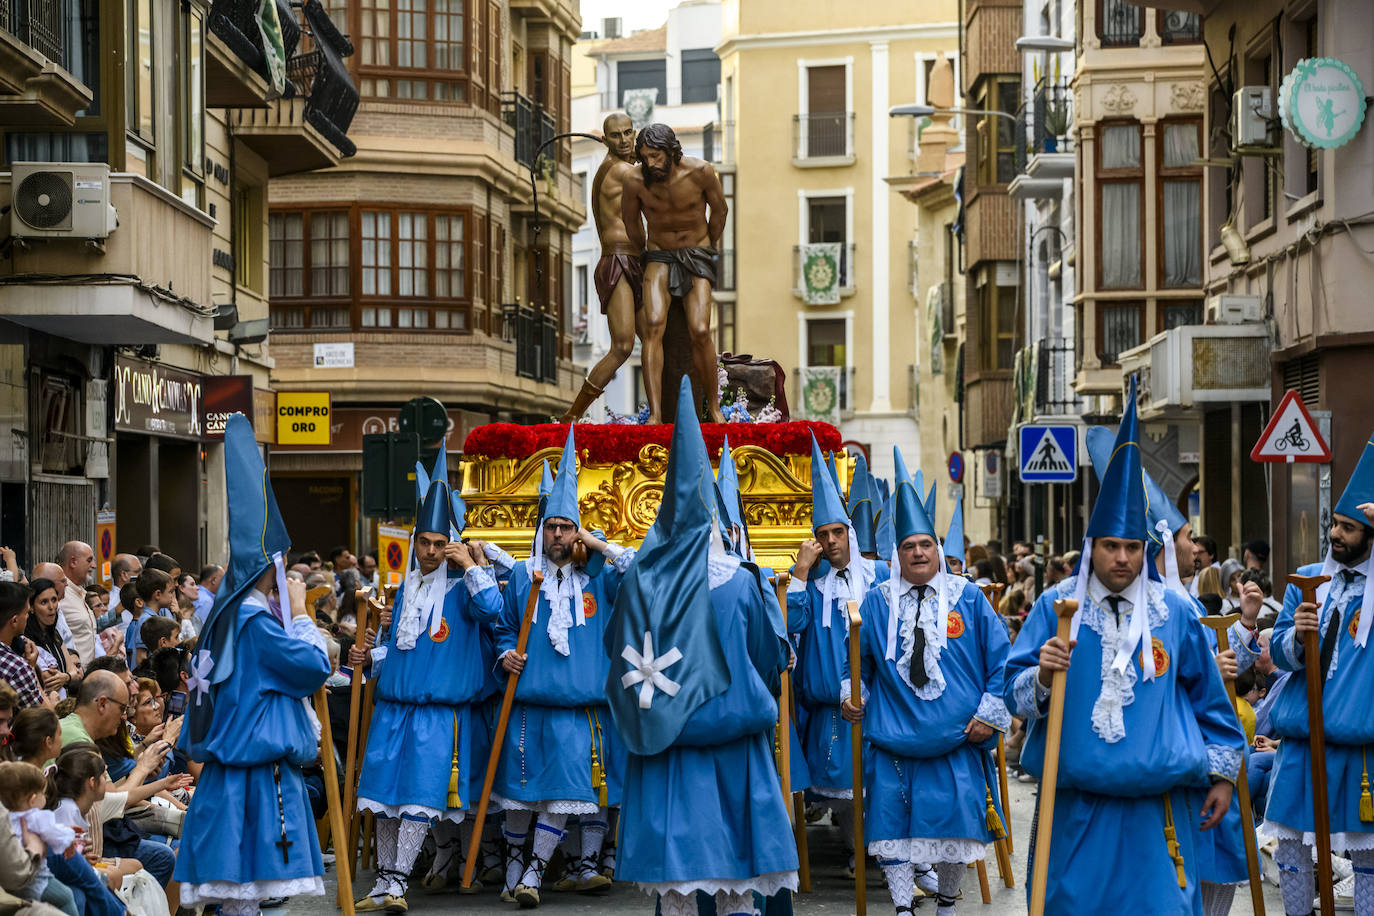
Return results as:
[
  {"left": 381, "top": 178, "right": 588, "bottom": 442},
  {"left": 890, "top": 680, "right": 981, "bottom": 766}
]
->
[{"left": 463, "top": 421, "right": 843, "bottom": 464}]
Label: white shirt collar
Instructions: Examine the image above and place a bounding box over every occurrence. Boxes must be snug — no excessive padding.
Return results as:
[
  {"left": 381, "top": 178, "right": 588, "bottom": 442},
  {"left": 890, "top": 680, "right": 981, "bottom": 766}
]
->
[{"left": 1087, "top": 573, "right": 1134, "bottom": 611}]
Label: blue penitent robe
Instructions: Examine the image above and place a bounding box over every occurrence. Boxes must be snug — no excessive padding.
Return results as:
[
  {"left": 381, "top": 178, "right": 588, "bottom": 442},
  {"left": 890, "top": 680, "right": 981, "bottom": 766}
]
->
[
  {"left": 1003, "top": 576, "right": 1247, "bottom": 916},
  {"left": 176, "top": 593, "right": 332, "bottom": 904},
  {"left": 787, "top": 558, "right": 888, "bottom": 795},
  {"left": 617, "top": 555, "right": 799, "bottom": 894},
  {"left": 844, "top": 574, "right": 1010, "bottom": 863},
  {"left": 492, "top": 550, "right": 634, "bottom": 811},
  {"left": 1265, "top": 562, "right": 1374, "bottom": 848},
  {"left": 356, "top": 563, "right": 503, "bottom": 821}
]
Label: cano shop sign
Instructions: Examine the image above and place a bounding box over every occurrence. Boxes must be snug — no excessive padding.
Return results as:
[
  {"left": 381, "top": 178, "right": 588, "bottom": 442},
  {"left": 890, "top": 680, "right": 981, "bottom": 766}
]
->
[
  {"left": 114, "top": 357, "right": 204, "bottom": 439},
  {"left": 201, "top": 375, "right": 255, "bottom": 441}
]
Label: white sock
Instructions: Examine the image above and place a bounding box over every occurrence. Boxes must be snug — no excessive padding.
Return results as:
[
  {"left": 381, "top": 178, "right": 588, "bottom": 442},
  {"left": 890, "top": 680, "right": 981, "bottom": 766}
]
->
[
  {"left": 1351, "top": 847, "right": 1374, "bottom": 916},
  {"left": 428, "top": 819, "right": 462, "bottom": 879},
  {"left": 392, "top": 816, "right": 430, "bottom": 894},
  {"left": 504, "top": 811, "right": 531, "bottom": 892},
  {"left": 1201, "top": 882, "right": 1235, "bottom": 916},
  {"left": 879, "top": 858, "right": 915, "bottom": 909},
  {"left": 1276, "top": 838, "right": 1315, "bottom": 916},
  {"left": 660, "top": 891, "right": 697, "bottom": 916},
  {"left": 219, "top": 901, "right": 260, "bottom": 916},
  {"left": 521, "top": 813, "right": 567, "bottom": 888},
  {"left": 371, "top": 817, "right": 400, "bottom": 899},
  {"left": 580, "top": 807, "right": 609, "bottom": 878},
  {"left": 713, "top": 890, "right": 758, "bottom": 916},
  {"left": 934, "top": 861, "right": 964, "bottom": 915}
]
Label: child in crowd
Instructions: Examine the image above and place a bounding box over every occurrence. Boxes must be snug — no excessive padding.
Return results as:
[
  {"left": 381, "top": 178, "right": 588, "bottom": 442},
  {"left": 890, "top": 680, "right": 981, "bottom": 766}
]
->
[
  {"left": 0, "top": 760, "right": 79, "bottom": 915},
  {"left": 127, "top": 570, "right": 174, "bottom": 668},
  {"left": 135, "top": 617, "right": 179, "bottom": 675}
]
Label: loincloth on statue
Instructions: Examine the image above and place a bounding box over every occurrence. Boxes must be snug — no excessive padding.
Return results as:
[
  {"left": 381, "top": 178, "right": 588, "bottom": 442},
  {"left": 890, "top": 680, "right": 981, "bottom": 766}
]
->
[
  {"left": 642, "top": 246, "right": 718, "bottom": 299},
  {"left": 594, "top": 250, "right": 645, "bottom": 314}
]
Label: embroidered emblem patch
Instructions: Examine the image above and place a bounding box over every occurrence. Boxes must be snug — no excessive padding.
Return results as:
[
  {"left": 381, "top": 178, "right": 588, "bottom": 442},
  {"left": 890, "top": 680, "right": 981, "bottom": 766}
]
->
[
  {"left": 1351, "top": 609, "right": 1361, "bottom": 640},
  {"left": 1140, "top": 636, "right": 1169, "bottom": 676},
  {"left": 947, "top": 610, "right": 965, "bottom": 639},
  {"left": 583, "top": 593, "right": 598, "bottom": 619},
  {"left": 431, "top": 618, "right": 450, "bottom": 643}
]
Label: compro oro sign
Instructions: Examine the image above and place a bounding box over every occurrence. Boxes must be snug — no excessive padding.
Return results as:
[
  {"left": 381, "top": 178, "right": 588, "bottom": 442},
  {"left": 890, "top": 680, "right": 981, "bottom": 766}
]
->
[
  {"left": 1280, "top": 57, "right": 1367, "bottom": 150},
  {"left": 277, "top": 392, "right": 332, "bottom": 446}
]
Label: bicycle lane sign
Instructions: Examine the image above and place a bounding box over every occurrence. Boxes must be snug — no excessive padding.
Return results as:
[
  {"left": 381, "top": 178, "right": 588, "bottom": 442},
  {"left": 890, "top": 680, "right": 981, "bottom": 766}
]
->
[{"left": 1251, "top": 389, "right": 1332, "bottom": 464}]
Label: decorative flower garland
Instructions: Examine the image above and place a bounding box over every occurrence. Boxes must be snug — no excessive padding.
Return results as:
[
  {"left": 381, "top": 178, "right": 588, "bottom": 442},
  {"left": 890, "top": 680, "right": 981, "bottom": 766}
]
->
[{"left": 463, "top": 421, "right": 843, "bottom": 463}]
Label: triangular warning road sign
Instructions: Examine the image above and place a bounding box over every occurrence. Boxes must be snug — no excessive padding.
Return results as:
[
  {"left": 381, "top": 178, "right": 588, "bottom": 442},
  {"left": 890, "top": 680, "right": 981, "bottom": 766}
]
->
[
  {"left": 1027, "top": 428, "right": 1074, "bottom": 473},
  {"left": 1250, "top": 390, "right": 1331, "bottom": 463}
]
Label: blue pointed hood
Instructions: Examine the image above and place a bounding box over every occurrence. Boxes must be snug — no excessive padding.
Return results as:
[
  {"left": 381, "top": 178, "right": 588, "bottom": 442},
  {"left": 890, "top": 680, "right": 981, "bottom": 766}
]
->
[
  {"left": 875, "top": 490, "right": 895, "bottom": 562},
  {"left": 716, "top": 436, "right": 745, "bottom": 532},
  {"left": 945, "top": 493, "right": 966, "bottom": 565},
  {"left": 894, "top": 474, "right": 939, "bottom": 545},
  {"left": 416, "top": 441, "right": 457, "bottom": 538},
  {"left": 924, "top": 480, "right": 937, "bottom": 522},
  {"left": 1335, "top": 433, "right": 1374, "bottom": 526},
  {"left": 1086, "top": 425, "right": 1184, "bottom": 555},
  {"left": 605, "top": 377, "right": 731, "bottom": 756},
  {"left": 893, "top": 447, "right": 914, "bottom": 488},
  {"left": 825, "top": 450, "right": 845, "bottom": 510},
  {"left": 810, "top": 435, "right": 849, "bottom": 532},
  {"left": 875, "top": 477, "right": 891, "bottom": 503},
  {"left": 544, "top": 427, "right": 581, "bottom": 526},
  {"left": 848, "top": 451, "right": 877, "bottom": 555},
  {"left": 185, "top": 414, "right": 292, "bottom": 756},
  {"left": 1086, "top": 375, "right": 1148, "bottom": 541}
]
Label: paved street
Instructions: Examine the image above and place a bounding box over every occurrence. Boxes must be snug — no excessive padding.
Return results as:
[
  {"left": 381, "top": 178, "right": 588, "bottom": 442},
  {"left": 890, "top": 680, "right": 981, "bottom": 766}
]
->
[{"left": 285, "top": 777, "right": 1284, "bottom": 916}]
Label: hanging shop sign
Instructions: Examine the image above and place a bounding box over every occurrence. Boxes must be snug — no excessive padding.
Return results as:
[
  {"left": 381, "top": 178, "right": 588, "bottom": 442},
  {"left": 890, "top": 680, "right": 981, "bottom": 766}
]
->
[
  {"left": 113, "top": 357, "right": 204, "bottom": 440},
  {"left": 201, "top": 376, "right": 255, "bottom": 441},
  {"left": 1279, "top": 57, "right": 1367, "bottom": 150}
]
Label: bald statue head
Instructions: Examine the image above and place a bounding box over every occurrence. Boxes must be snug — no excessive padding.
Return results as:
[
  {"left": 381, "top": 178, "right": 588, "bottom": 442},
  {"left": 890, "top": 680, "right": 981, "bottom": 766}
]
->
[
  {"left": 603, "top": 112, "right": 636, "bottom": 163},
  {"left": 32, "top": 562, "right": 68, "bottom": 599}
]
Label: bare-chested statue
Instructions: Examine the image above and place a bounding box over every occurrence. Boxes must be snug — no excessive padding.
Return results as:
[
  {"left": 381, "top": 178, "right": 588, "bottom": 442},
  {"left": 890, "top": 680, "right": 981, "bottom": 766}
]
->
[
  {"left": 621, "top": 123, "right": 728, "bottom": 424},
  {"left": 562, "top": 113, "right": 642, "bottom": 423}
]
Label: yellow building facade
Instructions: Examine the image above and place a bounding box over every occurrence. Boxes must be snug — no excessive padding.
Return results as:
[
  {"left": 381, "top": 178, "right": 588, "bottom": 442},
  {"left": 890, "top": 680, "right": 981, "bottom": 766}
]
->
[{"left": 718, "top": 0, "right": 959, "bottom": 489}]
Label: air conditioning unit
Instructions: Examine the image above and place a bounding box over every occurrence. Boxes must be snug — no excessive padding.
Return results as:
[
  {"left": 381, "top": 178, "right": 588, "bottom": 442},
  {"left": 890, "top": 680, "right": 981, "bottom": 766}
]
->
[
  {"left": 9, "top": 162, "right": 118, "bottom": 239},
  {"left": 602, "top": 17, "right": 622, "bottom": 39},
  {"left": 1231, "top": 86, "right": 1273, "bottom": 150},
  {"left": 1206, "top": 294, "right": 1263, "bottom": 324}
]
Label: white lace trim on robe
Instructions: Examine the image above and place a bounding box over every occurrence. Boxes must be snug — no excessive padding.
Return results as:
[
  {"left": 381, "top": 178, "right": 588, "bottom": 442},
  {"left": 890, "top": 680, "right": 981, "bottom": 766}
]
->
[
  {"left": 867, "top": 837, "right": 986, "bottom": 865},
  {"left": 1010, "top": 666, "right": 1044, "bottom": 722},
  {"left": 181, "top": 876, "right": 325, "bottom": 906},
  {"left": 973, "top": 691, "right": 1011, "bottom": 733},
  {"left": 888, "top": 577, "right": 962, "bottom": 701},
  {"left": 527, "top": 559, "right": 588, "bottom": 658},
  {"left": 489, "top": 794, "right": 599, "bottom": 816},
  {"left": 1060, "top": 574, "right": 1170, "bottom": 744},
  {"left": 709, "top": 553, "right": 741, "bottom": 590},
  {"left": 635, "top": 869, "right": 798, "bottom": 899},
  {"left": 1206, "top": 744, "right": 1242, "bottom": 784},
  {"left": 357, "top": 796, "right": 465, "bottom": 825},
  {"left": 1265, "top": 821, "right": 1374, "bottom": 853}
]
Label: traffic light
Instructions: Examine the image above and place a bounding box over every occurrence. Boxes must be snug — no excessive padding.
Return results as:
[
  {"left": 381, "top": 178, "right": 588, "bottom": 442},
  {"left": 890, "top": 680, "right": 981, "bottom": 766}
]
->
[{"left": 361, "top": 397, "right": 450, "bottom": 518}]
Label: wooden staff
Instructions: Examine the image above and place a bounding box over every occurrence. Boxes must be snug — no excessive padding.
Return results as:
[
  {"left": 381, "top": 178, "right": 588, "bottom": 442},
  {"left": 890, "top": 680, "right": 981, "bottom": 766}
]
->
[
  {"left": 980, "top": 583, "right": 1016, "bottom": 882},
  {"left": 847, "top": 599, "right": 865, "bottom": 916},
  {"left": 1029, "top": 599, "right": 1078, "bottom": 916},
  {"left": 774, "top": 573, "right": 793, "bottom": 814},
  {"left": 304, "top": 592, "right": 356, "bottom": 916},
  {"left": 1288, "top": 572, "right": 1335, "bottom": 916},
  {"left": 341, "top": 590, "right": 372, "bottom": 883},
  {"left": 1198, "top": 613, "right": 1265, "bottom": 916},
  {"left": 997, "top": 735, "right": 1013, "bottom": 855},
  {"left": 461, "top": 570, "right": 544, "bottom": 889},
  {"left": 350, "top": 587, "right": 395, "bottom": 872}
]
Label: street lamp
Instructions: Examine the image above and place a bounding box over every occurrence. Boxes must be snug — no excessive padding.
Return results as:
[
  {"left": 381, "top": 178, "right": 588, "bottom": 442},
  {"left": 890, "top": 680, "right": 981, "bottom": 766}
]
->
[
  {"left": 888, "top": 104, "right": 1018, "bottom": 125},
  {"left": 1015, "top": 36, "right": 1076, "bottom": 52}
]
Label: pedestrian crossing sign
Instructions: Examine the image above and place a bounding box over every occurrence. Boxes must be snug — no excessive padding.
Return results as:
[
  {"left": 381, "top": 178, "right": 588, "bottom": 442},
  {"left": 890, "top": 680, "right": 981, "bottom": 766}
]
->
[{"left": 1018, "top": 425, "right": 1078, "bottom": 483}]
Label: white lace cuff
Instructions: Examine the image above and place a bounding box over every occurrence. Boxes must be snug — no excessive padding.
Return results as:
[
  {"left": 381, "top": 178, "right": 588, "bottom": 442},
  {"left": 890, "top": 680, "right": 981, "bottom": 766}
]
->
[
  {"left": 1207, "top": 743, "right": 1243, "bottom": 784},
  {"left": 1280, "top": 628, "right": 1304, "bottom": 669},
  {"left": 484, "top": 542, "right": 516, "bottom": 573},
  {"left": 1011, "top": 667, "right": 1045, "bottom": 721},
  {"left": 290, "top": 614, "right": 328, "bottom": 653},
  {"left": 464, "top": 566, "right": 497, "bottom": 596},
  {"left": 369, "top": 646, "right": 387, "bottom": 676},
  {"left": 609, "top": 546, "right": 636, "bottom": 574},
  {"left": 787, "top": 576, "right": 808, "bottom": 594},
  {"left": 838, "top": 677, "right": 868, "bottom": 705},
  {"left": 973, "top": 692, "right": 1011, "bottom": 733},
  {"left": 1230, "top": 622, "right": 1260, "bottom": 674}
]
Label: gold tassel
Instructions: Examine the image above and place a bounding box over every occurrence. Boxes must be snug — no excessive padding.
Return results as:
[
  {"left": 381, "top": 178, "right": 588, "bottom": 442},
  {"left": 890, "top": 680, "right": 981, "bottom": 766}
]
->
[
  {"left": 590, "top": 710, "right": 608, "bottom": 808},
  {"left": 1361, "top": 746, "right": 1374, "bottom": 823},
  {"left": 1162, "top": 793, "right": 1186, "bottom": 889},
  {"left": 447, "top": 714, "right": 463, "bottom": 809},
  {"left": 985, "top": 788, "right": 1007, "bottom": 840}
]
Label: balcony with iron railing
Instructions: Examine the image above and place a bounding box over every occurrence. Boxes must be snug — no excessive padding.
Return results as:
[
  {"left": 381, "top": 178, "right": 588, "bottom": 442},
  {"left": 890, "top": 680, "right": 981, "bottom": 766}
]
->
[
  {"left": 792, "top": 243, "right": 856, "bottom": 300},
  {"left": 503, "top": 304, "right": 561, "bottom": 384},
  {"left": 792, "top": 112, "right": 855, "bottom": 166},
  {"left": 1031, "top": 337, "right": 1081, "bottom": 418},
  {"left": 229, "top": 0, "right": 358, "bottom": 174},
  {"left": 503, "top": 91, "right": 557, "bottom": 171},
  {"left": 1098, "top": 0, "right": 1144, "bottom": 48},
  {"left": 1010, "top": 79, "right": 1073, "bottom": 198},
  {"left": 0, "top": 0, "right": 92, "bottom": 126}
]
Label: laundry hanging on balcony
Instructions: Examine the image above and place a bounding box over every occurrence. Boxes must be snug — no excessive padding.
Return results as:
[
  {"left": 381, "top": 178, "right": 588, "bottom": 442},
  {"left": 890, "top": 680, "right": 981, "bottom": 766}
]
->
[
  {"left": 799, "top": 365, "right": 842, "bottom": 426},
  {"left": 254, "top": 0, "right": 288, "bottom": 98},
  {"left": 800, "top": 242, "right": 842, "bottom": 306}
]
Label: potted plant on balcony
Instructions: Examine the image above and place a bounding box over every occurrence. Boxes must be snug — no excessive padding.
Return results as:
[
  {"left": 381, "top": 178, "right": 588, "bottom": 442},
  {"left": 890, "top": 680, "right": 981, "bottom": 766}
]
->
[{"left": 1043, "top": 99, "right": 1069, "bottom": 153}]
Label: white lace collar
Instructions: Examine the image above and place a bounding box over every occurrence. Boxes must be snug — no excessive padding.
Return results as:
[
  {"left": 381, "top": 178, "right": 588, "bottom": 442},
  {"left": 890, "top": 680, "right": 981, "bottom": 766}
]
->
[{"left": 526, "top": 557, "right": 589, "bottom": 657}]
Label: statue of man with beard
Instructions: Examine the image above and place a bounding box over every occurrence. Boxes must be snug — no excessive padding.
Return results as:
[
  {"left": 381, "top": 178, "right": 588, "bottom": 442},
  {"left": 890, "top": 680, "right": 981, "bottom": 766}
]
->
[{"left": 621, "top": 123, "right": 728, "bottom": 424}]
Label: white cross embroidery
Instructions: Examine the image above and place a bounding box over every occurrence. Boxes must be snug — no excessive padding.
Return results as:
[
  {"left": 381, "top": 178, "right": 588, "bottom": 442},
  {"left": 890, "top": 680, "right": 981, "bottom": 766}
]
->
[
  {"left": 621, "top": 631, "right": 683, "bottom": 710},
  {"left": 188, "top": 650, "right": 214, "bottom": 706}
]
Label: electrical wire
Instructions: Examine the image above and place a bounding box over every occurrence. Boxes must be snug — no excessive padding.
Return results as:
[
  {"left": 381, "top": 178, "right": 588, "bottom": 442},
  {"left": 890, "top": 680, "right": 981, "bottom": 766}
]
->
[{"left": 0, "top": 272, "right": 218, "bottom": 316}]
